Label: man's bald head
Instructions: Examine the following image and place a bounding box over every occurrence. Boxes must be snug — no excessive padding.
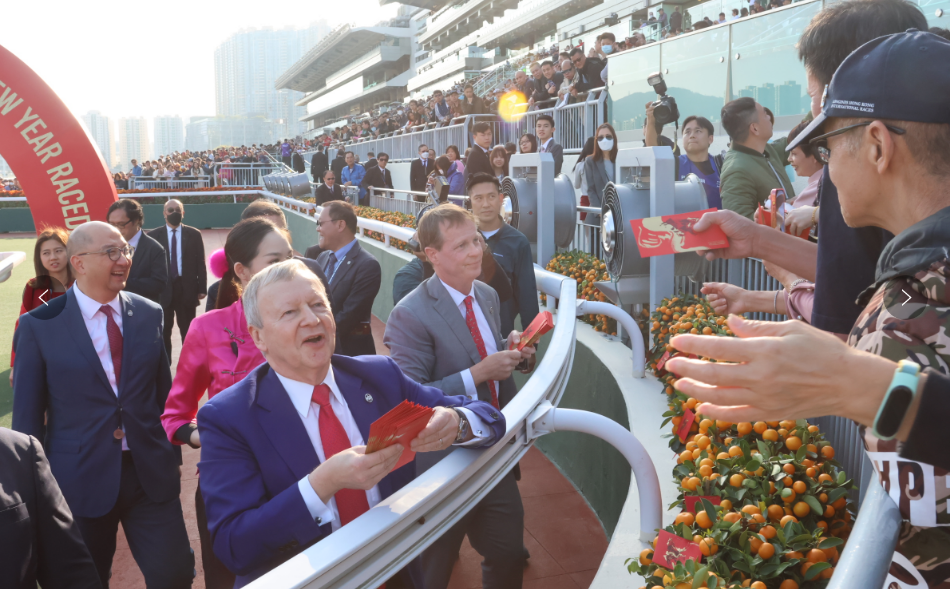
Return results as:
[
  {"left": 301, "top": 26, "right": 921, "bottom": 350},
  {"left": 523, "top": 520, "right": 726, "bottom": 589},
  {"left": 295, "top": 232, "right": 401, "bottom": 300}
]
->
[
  {"left": 164, "top": 199, "right": 183, "bottom": 213},
  {"left": 67, "top": 221, "right": 121, "bottom": 261}
]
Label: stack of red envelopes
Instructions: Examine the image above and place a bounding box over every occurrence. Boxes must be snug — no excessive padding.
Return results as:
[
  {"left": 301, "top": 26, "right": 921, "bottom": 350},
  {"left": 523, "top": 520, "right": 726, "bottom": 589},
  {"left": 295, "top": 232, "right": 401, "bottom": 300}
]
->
[
  {"left": 365, "top": 401, "right": 435, "bottom": 470},
  {"left": 512, "top": 311, "right": 554, "bottom": 351}
]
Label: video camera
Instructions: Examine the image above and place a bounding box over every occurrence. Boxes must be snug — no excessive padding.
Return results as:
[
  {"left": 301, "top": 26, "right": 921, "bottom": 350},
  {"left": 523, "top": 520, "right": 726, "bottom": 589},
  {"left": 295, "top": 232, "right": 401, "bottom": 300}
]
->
[
  {"left": 647, "top": 72, "right": 680, "bottom": 127},
  {"left": 427, "top": 174, "right": 450, "bottom": 204}
]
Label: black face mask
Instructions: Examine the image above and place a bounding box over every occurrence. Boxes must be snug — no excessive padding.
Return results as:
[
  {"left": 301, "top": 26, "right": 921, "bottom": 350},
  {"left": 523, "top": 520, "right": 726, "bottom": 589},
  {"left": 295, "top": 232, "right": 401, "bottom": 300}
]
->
[{"left": 166, "top": 211, "right": 183, "bottom": 226}]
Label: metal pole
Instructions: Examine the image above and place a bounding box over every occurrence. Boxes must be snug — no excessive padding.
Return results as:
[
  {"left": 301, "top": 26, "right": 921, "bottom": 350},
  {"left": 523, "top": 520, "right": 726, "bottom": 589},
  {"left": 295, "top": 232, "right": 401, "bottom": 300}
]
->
[
  {"left": 536, "top": 153, "right": 556, "bottom": 267},
  {"left": 528, "top": 403, "right": 663, "bottom": 544},
  {"left": 576, "top": 300, "right": 645, "bottom": 377}
]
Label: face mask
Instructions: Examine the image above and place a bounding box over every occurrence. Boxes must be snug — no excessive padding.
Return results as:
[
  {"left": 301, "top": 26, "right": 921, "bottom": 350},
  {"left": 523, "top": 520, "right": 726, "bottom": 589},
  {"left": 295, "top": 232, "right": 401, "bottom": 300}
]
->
[
  {"left": 167, "top": 211, "right": 183, "bottom": 226},
  {"left": 598, "top": 137, "right": 614, "bottom": 151},
  {"left": 602, "top": 45, "right": 614, "bottom": 54},
  {"left": 420, "top": 152, "right": 428, "bottom": 160}
]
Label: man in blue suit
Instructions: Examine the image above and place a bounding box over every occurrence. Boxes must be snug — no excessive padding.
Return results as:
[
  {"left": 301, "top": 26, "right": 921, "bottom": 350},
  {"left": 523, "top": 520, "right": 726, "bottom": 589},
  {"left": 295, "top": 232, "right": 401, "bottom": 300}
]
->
[
  {"left": 196, "top": 259, "right": 506, "bottom": 587},
  {"left": 12, "top": 221, "right": 194, "bottom": 589}
]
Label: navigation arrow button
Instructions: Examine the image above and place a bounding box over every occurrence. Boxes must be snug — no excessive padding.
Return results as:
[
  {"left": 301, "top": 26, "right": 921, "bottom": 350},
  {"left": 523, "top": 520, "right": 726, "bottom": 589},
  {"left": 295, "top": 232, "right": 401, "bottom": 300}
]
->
[
  {"left": 902, "top": 290, "right": 912, "bottom": 306},
  {"left": 39, "top": 289, "right": 49, "bottom": 306}
]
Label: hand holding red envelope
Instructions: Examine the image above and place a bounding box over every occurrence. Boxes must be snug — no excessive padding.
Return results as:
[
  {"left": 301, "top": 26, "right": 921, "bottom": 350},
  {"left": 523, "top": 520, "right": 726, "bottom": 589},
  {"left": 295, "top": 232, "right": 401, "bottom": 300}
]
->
[
  {"left": 629, "top": 208, "right": 730, "bottom": 258},
  {"left": 510, "top": 311, "right": 554, "bottom": 351},
  {"left": 365, "top": 400, "right": 435, "bottom": 470}
]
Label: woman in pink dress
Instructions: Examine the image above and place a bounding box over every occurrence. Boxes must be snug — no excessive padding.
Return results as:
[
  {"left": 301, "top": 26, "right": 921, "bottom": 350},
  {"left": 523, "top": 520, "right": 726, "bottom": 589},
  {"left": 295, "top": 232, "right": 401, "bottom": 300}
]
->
[{"left": 161, "top": 216, "right": 293, "bottom": 588}]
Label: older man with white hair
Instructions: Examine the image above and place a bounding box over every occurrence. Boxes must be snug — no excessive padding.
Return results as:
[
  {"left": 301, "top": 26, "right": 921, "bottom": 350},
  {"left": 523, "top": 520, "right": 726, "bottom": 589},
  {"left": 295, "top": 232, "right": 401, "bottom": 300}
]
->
[{"left": 195, "top": 259, "right": 506, "bottom": 587}]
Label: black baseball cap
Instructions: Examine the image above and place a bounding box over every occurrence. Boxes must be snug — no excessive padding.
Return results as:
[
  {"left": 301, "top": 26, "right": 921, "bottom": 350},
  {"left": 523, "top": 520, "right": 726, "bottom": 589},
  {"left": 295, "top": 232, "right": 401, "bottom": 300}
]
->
[{"left": 787, "top": 29, "right": 950, "bottom": 151}]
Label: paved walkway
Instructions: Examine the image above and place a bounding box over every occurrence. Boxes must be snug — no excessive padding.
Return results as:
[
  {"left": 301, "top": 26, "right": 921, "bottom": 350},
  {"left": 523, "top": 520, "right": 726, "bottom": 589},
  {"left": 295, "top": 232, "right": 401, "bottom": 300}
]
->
[{"left": 110, "top": 230, "right": 607, "bottom": 588}]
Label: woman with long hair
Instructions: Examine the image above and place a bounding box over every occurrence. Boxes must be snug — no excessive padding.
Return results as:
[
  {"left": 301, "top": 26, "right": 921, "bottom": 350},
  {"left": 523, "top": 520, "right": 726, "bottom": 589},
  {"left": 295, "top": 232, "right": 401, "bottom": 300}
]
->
[
  {"left": 490, "top": 145, "right": 509, "bottom": 182},
  {"left": 574, "top": 137, "right": 596, "bottom": 221},
  {"left": 446, "top": 145, "right": 465, "bottom": 174},
  {"left": 583, "top": 122, "right": 619, "bottom": 210},
  {"left": 11, "top": 227, "right": 74, "bottom": 381},
  {"left": 519, "top": 133, "right": 538, "bottom": 154},
  {"left": 160, "top": 217, "right": 293, "bottom": 589}
]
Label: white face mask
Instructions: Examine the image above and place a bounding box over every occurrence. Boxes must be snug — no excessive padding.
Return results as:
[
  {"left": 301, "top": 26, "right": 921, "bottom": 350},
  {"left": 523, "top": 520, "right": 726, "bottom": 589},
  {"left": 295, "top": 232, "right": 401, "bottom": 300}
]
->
[
  {"left": 598, "top": 137, "right": 614, "bottom": 151},
  {"left": 420, "top": 152, "right": 428, "bottom": 160}
]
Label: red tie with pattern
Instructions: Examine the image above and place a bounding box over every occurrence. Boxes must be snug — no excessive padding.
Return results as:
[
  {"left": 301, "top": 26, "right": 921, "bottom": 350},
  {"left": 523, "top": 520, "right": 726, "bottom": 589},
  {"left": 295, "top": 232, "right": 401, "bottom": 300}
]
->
[
  {"left": 311, "top": 384, "right": 371, "bottom": 525},
  {"left": 100, "top": 305, "right": 123, "bottom": 386},
  {"left": 463, "top": 296, "right": 500, "bottom": 409}
]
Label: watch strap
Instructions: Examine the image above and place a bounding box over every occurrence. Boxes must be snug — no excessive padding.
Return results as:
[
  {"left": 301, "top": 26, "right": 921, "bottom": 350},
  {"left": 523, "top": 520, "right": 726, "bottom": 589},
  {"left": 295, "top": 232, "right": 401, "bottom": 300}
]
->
[
  {"left": 871, "top": 359, "right": 921, "bottom": 440},
  {"left": 452, "top": 407, "right": 468, "bottom": 443}
]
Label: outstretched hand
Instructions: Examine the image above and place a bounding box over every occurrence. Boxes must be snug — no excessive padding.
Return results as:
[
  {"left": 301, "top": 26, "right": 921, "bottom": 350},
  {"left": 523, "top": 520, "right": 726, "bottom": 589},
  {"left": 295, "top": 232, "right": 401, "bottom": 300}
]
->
[
  {"left": 664, "top": 315, "right": 894, "bottom": 426},
  {"left": 692, "top": 210, "right": 761, "bottom": 261}
]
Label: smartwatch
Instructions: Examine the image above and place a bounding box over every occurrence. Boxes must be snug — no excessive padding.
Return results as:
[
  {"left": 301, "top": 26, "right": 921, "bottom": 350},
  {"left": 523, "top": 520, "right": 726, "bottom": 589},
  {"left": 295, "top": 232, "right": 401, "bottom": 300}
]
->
[
  {"left": 452, "top": 408, "right": 469, "bottom": 444},
  {"left": 872, "top": 360, "right": 921, "bottom": 440}
]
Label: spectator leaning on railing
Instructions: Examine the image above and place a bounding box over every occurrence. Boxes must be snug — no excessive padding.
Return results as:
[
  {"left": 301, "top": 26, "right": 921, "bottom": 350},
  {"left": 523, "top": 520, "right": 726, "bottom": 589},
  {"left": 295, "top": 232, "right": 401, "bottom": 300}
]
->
[
  {"left": 718, "top": 96, "right": 795, "bottom": 219},
  {"left": 569, "top": 47, "right": 605, "bottom": 93}
]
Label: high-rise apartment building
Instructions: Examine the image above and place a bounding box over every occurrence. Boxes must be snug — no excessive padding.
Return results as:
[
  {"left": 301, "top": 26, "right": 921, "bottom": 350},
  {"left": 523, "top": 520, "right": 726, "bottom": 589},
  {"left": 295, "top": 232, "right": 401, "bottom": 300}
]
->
[
  {"left": 81, "top": 110, "right": 117, "bottom": 169},
  {"left": 214, "top": 20, "right": 331, "bottom": 139},
  {"left": 118, "top": 117, "right": 150, "bottom": 169},
  {"left": 154, "top": 115, "right": 185, "bottom": 157}
]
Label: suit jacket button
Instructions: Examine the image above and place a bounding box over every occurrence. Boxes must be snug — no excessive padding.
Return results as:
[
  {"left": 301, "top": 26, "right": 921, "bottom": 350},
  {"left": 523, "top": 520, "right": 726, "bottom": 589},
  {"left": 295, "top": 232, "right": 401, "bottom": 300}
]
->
[
  {"left": 316, "top": 517, "right": 322, "bottom": 524},
  {"left": 490, "top": 412, "right": 499, "bottom": 419}
]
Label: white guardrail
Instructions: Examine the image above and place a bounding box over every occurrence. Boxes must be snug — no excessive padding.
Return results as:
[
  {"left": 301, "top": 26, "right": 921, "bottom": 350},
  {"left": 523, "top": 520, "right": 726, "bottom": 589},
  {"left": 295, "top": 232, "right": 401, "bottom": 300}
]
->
[{"left": 254, "top": 191, "right": 662, "bottom": 588}]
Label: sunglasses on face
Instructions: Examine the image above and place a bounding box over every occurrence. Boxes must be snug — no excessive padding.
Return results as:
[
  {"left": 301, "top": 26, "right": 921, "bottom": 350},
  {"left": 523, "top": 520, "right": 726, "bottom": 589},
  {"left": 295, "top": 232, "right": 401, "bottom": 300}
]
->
[{"left": 808, "top": 121, "right": 906, "bottom": 164}]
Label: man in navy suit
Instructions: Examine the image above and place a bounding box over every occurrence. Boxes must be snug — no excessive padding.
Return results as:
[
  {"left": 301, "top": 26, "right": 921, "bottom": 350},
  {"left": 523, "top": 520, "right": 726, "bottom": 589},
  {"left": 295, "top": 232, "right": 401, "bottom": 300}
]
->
[
  {"left": 12, "top": 221, "right": 194, "bottom": 589},
  {"left": 196, "top": 259, "right": 506, "bottom": 587}
]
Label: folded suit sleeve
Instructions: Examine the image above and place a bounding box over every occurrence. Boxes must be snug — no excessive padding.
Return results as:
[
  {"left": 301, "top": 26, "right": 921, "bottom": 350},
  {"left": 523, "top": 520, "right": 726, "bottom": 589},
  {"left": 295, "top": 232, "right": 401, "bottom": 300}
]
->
[{"left": 197, "top": 402, "right": 328, "bottom": 576}]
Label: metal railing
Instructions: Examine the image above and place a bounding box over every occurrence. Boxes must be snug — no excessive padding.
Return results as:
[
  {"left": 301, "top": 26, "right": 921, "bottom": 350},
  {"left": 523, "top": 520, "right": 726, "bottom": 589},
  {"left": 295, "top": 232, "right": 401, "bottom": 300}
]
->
[
  {"left": 247, "top": 194, "right": 663, "bottom": 588},
  {"left": 212, "top": 162, "right": 285, "bottom": 187},
  {"left": 127, "top": 176, "right": 211, "bottom": 190},
  {"left": 368, "top": 188, "right": 428, "bottom": 216}
]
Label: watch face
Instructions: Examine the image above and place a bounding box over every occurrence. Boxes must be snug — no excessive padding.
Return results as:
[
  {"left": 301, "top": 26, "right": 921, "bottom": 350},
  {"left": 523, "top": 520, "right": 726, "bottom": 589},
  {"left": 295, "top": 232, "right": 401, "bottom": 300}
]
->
[{"left": 877, "top": 385, "right": 915, "bottom": 438}]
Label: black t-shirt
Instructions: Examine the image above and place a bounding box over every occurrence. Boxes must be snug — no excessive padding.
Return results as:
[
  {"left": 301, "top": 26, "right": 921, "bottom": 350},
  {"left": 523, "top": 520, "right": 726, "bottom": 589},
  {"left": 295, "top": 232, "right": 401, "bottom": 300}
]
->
[{"left": 812, "top": 166, "right": 892, "bottom": 333}]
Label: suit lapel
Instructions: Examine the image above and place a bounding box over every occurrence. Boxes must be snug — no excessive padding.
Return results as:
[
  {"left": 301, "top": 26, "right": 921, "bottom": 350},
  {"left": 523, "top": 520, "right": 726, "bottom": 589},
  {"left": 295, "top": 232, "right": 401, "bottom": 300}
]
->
[
  {"left": 427, "top": 279, "right": 482, "bottom": 366},
  {"left": 329, "top": 242, "right": 359, "bottom": 292},
  {"left": 64, "top": 290, "right": 114, "bottom": 394},
  {"left": 255, "top": 367, "right": 321, "bottom": 480},
  {"left": 118, "top": 292, "right": 137, "bottom": 396},
  {"left": 474, "top": 283, "right": 503, "bottom": 346}
]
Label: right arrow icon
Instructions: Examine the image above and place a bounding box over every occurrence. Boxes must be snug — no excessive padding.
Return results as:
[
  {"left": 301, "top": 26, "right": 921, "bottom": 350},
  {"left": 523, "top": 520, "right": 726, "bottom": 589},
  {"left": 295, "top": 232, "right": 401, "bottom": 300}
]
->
[{"left": 902, "top": 290, "right": 912, "bottom": 306}]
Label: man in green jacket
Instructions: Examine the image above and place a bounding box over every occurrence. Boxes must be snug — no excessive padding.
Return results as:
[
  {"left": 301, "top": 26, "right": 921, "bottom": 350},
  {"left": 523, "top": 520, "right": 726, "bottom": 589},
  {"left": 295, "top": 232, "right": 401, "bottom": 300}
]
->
[{"left": 718, "top": 97, "right": 795, "bottom": 219}]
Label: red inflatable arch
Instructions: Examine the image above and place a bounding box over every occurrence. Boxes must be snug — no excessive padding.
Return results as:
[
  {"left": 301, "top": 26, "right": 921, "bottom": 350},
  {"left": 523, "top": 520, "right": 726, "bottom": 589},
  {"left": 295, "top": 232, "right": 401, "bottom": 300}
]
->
[{"left": 0, "top": 44, "right": 117, "bottom": 232}]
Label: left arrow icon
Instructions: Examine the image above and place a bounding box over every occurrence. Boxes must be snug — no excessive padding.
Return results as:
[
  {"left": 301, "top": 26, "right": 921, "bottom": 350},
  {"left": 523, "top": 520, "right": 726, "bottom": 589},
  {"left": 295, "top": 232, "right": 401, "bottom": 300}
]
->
[{"left": 39, "top": 289, "right": 49, "bottom": 306}]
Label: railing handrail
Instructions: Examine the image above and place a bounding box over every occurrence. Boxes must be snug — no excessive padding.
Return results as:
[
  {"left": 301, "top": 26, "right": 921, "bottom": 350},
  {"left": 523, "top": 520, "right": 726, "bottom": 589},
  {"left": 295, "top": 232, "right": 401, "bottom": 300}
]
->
[{"left": 249, "top": 194, "right": 583, "bottom": 588}]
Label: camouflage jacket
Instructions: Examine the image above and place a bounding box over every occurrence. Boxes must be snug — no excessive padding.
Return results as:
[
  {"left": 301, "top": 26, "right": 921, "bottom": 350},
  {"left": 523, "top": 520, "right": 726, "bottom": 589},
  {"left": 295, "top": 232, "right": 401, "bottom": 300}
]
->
[{"left": 848, "top": 206, "right": 950, "bottom": 587}]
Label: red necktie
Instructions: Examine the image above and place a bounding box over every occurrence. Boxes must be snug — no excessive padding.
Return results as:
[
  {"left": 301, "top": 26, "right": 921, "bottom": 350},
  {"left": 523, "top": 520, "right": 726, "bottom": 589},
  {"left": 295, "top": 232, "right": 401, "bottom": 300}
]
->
[
  {"left": 311, "top": 384, "right": 370, "bottom": 526},
  {"left": 463, "top": 296, "right": 500, "bottom": 409},
  {"left": 100, "top": 305, "right": 123, "bottom": 387}
]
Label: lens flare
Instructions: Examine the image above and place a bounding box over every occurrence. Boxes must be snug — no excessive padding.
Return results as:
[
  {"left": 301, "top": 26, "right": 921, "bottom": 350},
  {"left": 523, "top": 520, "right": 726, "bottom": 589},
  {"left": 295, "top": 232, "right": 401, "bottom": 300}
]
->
[{"left": 497, "top": 91, "right": 528, "bottom": 122}]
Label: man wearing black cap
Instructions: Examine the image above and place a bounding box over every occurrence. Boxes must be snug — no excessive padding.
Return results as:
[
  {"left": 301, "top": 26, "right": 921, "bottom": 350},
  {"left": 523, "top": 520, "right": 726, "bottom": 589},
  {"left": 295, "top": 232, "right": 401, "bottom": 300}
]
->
[{"left": 674, "top": 30, "right": 950, "bottom": 587}]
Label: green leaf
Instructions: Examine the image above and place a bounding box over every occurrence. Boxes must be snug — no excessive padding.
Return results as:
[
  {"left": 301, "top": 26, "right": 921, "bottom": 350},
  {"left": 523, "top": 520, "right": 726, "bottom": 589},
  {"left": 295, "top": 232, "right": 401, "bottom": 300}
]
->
[
  {"left": 796, "top": 447, "right": 807, "bottom": 463},
  {"left": 828, "top": 487, "right": 849, "bottom": 503},
  {"left": 701, "top": 498, "right": 718, "bottom": 527},
  {"left": 819, "top": 537, "right": 844, "bottom": 549},
  {"left": 775, "top": 525, "right": 787, "bottom": 545},
  {"left": 661, "top": 417, "right": 673, "bottom": 428},
  {"left": 805, "top": 561, "right": 832, "bottom": 580},
  {"left": 691, "top": 566, "right": 709, "bottom": 589},
  {"left": 790, "top": 533, "right": 814, "bottom": 544},
  {"left": 804, "top": 494, "right": 824, "bottom": 516},
  {"left": 837, "top": 470, "right": 847, "bottom": 485},
  {"left": 740, "top": 439, "right": 751, "bottom": 459},
  {"left": 743, "top": 478, "right": 758, "bottom": 489},
  {"left": 757, "top": 440, "right": 772, "bottom": 459}
]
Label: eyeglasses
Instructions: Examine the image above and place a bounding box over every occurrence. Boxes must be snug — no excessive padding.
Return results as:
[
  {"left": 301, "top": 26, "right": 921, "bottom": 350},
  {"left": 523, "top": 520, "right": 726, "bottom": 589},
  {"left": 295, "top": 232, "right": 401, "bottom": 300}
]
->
[
  {"left": 109, "top": 220, "right": 135, "bottom": 229},
  {"left": 809, "top": 121, "right": 906, "bottom": 164},
  {"left": 598, "top": 135, "right": 614, "bottom": 141},
  {"left": 315, "top": 219, "right": 343, "bottom": 228},
  {"left": 76, "top": 245, "right": 135, "bottom": 262}
]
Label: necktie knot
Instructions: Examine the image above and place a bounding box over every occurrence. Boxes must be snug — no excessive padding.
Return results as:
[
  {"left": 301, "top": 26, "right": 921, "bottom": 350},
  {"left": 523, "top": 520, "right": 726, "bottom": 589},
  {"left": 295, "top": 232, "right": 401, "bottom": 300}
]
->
[
  {"left": 463, "top": 295, "right": 474, "bottom": 312},
  {"left": 311, "top": 383, "right": 332, "bottom": 407},
  {"left": 100, "top": 305, "right": 115, "bottom": 317}
]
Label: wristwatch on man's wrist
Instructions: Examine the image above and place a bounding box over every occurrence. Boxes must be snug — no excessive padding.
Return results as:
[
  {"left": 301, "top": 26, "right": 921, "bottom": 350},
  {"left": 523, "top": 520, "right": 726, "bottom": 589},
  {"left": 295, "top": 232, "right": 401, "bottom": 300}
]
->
[
  {"left": 872, "top": 359, "right": 921, "bottom": 440},
  {"left": 452, "top": 408, "right": 469, "bottom": 443}
]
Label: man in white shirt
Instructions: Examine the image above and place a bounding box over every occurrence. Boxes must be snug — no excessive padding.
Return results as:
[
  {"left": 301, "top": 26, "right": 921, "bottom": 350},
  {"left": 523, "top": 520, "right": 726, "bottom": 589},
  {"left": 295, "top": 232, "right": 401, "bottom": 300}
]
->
[
  {"left": 384, "top": 204, "right": 536, "bottom": 589},
  {"left": 535, "top": 114, "right": 564, "bottom": 174},
  {"left": 196, "top": 259, "right": 506, "bottom": 586},
  {"left": 12, "top": 221, "right": 194, "bottom": 589}
]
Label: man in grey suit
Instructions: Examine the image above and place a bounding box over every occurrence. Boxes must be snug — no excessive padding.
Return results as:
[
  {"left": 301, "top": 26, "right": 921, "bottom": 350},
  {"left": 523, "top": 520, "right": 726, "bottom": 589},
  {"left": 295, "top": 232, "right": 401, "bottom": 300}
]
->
[{"left": 384, "top": 204, "right": 536, "bottom": 589}]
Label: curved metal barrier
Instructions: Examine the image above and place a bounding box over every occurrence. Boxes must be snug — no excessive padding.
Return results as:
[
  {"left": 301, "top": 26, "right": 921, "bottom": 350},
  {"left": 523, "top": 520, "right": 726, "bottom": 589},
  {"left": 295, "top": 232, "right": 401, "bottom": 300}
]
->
[{"left": 250, "top": 192, "right": 663, "bottom": 589}]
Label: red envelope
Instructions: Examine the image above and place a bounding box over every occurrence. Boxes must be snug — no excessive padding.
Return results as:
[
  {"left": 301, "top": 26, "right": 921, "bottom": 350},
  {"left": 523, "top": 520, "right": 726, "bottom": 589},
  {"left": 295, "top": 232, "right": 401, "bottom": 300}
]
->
[
  {"left": 629, "top": 208, "right": 729, "bottom": 258},
  {"left": 511, "top": 311, "right": 554, "bottom": 351},
  {"left": 653, "top": 530, "right": 704, "bottom": 568},
  {"left": 683, "top": 496, "right": 721, "bottom": 514},
  {"left": 366, "top": 401, "right": 435, "bottom": 470},
  {"left": 656, "top": 351, "right": 671, "bottom": 371},
  {"left": 675, "top": 408, "right": 695, "bottom": 443}
]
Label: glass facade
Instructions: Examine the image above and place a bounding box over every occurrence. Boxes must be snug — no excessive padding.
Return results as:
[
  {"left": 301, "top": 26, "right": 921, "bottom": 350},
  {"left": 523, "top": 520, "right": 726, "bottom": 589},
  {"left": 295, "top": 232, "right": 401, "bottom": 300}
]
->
[
  {"left": 731, "top": 2, "right": 820, "bottom": 120},
  {"left": 610, "top": 0, "right": 822, "bottom": 138}
]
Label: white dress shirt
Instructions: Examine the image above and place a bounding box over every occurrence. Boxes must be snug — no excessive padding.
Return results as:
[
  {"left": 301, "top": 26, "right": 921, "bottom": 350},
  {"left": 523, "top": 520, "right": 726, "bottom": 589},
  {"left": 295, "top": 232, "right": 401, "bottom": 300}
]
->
[
  {"left": 539, "top": 137, "right": 554, "bottom": 153},
  {"left": 282, "top": 365, "right": 492, "bottom": 528},
  {"left": 128, "top": 229, "right": 143, "bottom": 249},
  {"left": 73, "top": 284, "right": 129, "bottom": 450},
  {"left": 439, "top": 279, "right": 500, "bottom": 400},
  {"left": 165, "top": 224, "right": 183, "bottom": 276}
]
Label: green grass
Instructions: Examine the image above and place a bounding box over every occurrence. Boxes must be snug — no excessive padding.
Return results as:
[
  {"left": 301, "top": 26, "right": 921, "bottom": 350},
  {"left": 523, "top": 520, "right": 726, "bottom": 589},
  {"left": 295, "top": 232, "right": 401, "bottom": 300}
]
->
[{"left": 0, "top": 239, "right": 40, "bottom": 428}]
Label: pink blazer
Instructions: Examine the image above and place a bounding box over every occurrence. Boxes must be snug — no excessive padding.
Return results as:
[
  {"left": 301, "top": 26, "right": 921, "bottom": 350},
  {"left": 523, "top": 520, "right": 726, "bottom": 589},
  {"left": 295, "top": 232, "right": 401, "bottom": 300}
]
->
[{"left": 161, "top": 300, "right": 265, "bottom": 444}]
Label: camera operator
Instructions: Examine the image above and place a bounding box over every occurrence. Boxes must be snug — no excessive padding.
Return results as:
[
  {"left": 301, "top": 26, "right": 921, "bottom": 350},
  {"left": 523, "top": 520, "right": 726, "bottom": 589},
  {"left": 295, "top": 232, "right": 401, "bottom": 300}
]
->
[
  {"left": 640, "top": 74, "right": 682, "bottom": 180},
  {"left": 645, "top": 104, "right": 723, "bottom": 209}
]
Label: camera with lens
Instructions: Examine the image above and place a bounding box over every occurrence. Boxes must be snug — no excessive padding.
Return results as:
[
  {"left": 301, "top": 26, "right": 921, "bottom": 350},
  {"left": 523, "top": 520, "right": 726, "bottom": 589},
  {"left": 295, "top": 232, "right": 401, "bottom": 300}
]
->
[
  {"left": 647, "top": 72, "right": 680, "bottom": 127},
  {"left": 427, "top": 174, "right": 450, "bottom": 204}
]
